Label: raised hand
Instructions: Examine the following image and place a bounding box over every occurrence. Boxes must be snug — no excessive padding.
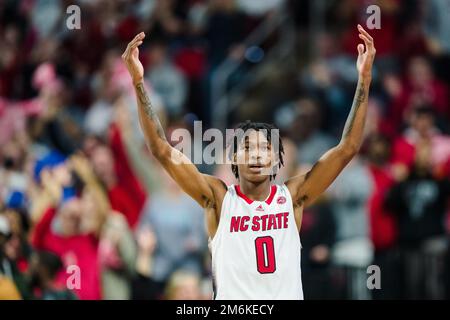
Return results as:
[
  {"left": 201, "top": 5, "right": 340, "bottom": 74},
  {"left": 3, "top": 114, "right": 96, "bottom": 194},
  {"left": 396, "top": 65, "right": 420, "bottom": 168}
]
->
[
  {"left": 122, "top": 32, "right": 146, "bottom": 85},
  {"left": 136, "top": 226, "right": 157, "bottom": 255},
  {"left": 356, "top": 24, "right": 376, "bottom": 79}
]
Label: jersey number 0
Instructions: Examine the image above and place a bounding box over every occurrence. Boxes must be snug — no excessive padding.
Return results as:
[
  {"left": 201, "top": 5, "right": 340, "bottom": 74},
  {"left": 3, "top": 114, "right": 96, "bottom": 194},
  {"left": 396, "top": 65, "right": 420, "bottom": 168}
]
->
[{"left": 255, "top": 236, "right": 276, "bottom": 273}]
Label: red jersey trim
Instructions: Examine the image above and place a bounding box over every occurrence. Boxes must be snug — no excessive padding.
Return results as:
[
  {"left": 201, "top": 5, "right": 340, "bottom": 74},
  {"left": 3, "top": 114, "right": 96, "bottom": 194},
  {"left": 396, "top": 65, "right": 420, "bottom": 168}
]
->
[
  {"left": 265, "top": 185, "right": 277, "bottom": 205},
  {"left": 235, "top": 185, "right": 277, "bottom": 205}
]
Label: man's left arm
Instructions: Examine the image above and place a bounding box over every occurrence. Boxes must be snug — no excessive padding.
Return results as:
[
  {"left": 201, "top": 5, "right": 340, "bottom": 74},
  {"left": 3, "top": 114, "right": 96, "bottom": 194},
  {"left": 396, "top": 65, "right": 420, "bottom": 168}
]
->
[{"left": 287, "top": 25, "right": 376, "bottom": 207}]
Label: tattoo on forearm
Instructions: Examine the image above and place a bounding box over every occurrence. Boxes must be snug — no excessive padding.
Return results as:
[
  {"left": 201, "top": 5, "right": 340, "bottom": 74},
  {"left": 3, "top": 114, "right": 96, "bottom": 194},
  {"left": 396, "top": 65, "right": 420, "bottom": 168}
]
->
[
  {"left": 135, "top": 82, "right": 167, "bottom": 141},
  {"left": 343, "top": 79, "right": 366, "bottom": 138}
]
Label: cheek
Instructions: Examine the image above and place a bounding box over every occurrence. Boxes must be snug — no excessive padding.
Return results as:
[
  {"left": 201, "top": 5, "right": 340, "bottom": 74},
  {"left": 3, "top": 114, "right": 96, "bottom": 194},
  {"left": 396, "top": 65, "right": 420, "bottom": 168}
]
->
[
  {"left": 261, "top": 150, "right": 277, "bottom": 165},
  {"left": 235, "top": 150, "right": 248, "bottom": 164},
  {"left": 236, "top": 163, "right": 247, "bottom": 175}
]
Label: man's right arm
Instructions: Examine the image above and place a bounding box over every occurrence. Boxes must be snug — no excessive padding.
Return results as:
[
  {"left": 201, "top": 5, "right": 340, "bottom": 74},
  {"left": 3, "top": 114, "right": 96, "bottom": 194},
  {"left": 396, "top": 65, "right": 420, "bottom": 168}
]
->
[{"left": 122, "top": 32, "right": 224, "bottom": 209}]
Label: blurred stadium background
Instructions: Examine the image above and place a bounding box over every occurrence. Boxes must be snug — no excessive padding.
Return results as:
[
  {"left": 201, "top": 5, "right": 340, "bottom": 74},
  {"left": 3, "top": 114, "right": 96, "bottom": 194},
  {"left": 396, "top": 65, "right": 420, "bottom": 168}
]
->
[{"left": 0, "top": 0, "right": 450, "bottom": 300}]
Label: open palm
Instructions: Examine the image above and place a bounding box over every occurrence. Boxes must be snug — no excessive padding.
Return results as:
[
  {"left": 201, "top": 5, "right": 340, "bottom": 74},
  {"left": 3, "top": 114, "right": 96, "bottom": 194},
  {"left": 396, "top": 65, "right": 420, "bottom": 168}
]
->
[
  {"left": 122, "top": 32, "right": 145, "bottom": 85},
  {"left": 356, "top": 25, "right": 376, "bottom": 79}
]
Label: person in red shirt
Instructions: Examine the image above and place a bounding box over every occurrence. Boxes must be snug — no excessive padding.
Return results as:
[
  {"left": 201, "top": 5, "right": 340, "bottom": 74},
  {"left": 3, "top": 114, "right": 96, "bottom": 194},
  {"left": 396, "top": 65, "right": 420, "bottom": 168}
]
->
[
  {"left": 87, "top": 123, "right": 147, "bottom": 228},
  {"left": 391, "top": 107, "right": 450, "bottom": 176},
  {"left": 31, "top": 197, "right": 101, "bottom": 300},
  {"left": 365, "top": 134, "right": 400, "bottom": 299},
  {"left": 366, "top": 134, "right": 398, "bottom": 250},
  {"left": 388, "top": 57, "right": 449, "bottom": 130}
]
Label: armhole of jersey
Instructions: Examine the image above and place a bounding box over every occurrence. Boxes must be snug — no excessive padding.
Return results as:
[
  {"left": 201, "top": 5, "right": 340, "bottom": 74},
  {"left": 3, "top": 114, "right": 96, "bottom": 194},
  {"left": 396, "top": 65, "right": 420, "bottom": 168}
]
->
[
  {"left": 282, "top": 184, "right": 303, "bottom": 249},
  {"left": 209, "top": 185, "right": 232, "bottom": 246}
]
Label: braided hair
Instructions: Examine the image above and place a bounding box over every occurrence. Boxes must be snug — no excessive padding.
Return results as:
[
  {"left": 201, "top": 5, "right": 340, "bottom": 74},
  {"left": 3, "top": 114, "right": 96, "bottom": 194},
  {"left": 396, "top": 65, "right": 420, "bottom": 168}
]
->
[{"left": 228, "top": 121, "right": 285, "bottom": 180}]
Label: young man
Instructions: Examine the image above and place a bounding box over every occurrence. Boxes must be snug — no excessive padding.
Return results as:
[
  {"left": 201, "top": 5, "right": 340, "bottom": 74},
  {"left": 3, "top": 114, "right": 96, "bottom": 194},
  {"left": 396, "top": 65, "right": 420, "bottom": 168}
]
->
[{"left": 122, "top": 25, "right": 376, "bottom": 300}]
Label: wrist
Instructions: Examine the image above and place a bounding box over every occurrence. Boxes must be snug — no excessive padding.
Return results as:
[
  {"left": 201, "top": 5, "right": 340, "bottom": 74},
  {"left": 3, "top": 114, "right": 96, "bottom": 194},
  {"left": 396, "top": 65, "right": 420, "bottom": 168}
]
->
[{"left": 358, "top": 73, "right": 372, "bottom": 83}]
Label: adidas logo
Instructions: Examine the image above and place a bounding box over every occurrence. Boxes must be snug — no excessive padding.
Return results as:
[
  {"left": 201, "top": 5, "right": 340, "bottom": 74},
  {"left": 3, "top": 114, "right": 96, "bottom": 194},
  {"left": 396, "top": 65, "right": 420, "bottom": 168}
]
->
[{"left": 256, "top": 204, "right": 264, "bottom": 212}]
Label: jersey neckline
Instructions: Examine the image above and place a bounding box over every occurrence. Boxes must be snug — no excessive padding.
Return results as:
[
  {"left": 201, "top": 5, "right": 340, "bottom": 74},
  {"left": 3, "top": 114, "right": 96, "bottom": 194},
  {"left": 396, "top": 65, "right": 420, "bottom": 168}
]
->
[{"left": 234, "top": 184, "right": 277, "bottom": 205}]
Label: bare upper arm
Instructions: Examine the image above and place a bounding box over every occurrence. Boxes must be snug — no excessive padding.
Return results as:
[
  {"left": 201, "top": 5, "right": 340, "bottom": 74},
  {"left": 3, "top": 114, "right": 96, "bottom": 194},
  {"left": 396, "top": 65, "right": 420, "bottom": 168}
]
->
[
  {"left": 286, "top": 144, "right": 354, "bottom": 207},
  {"left": 157, "top": 146, "right": 227, "bottom": 210}
]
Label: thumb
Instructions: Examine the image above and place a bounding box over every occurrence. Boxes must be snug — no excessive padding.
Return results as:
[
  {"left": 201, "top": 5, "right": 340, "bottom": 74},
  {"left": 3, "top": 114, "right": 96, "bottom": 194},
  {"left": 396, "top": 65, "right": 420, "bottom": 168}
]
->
[{"left": 357, "top": 44, "right": 365, "bottom": 56}]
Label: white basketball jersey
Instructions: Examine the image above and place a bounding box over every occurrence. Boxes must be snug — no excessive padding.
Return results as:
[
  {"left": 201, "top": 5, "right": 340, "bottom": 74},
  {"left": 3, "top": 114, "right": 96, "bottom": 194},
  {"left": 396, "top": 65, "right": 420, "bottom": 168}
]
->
[{"left": 210, "top": 184, "right": 303, "bottom": 300}]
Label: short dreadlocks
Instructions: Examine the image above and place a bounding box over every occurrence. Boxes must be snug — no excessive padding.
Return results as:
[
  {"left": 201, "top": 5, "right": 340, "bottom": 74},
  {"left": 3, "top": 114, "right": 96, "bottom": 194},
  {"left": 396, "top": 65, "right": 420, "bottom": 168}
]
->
[{"left": 228, "top": 121, "right": 285, "bottom": 180}]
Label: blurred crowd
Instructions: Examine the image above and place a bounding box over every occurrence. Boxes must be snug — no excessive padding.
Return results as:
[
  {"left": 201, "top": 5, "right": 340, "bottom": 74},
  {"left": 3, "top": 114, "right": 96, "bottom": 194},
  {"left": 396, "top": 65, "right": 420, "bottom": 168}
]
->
[{"left": 1, "top": 0, "right": 450, "bottom": 300}]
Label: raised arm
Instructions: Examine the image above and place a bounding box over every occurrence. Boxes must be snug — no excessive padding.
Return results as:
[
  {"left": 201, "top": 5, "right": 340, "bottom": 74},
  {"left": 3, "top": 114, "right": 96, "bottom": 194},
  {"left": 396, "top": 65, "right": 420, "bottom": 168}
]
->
[
  {"left": 287, "top": 25, "right": 376, "bottom": 207},
  {"left": 121, "top": 33, "right": 225, "bottom": 209}
]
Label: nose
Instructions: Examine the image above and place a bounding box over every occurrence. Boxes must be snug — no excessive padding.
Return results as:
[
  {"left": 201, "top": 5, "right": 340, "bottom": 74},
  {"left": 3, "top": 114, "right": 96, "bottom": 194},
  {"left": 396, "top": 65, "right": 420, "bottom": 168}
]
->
[{"left": 249, "top": 151, "right": 262, "bottom": 162}]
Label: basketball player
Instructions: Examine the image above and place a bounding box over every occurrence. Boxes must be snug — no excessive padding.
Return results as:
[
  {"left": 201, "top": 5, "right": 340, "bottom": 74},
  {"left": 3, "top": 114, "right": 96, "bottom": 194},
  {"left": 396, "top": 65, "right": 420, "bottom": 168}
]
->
[{"left": 122, "top": 25, "right": 376, "bottom": 300}]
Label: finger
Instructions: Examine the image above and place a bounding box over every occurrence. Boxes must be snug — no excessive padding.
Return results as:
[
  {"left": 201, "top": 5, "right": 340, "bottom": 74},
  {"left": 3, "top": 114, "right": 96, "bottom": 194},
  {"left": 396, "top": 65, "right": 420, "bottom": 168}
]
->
[
  {"left": 131, "top": 32, "right": 145, "bottom": 45},
  {"left": 123, "top": 40, "right": 140, "bottom": 60},
  {"left": 357, "top": 43, "right": 365, "bottom": 56},
  {"left": 357, "top": 24, "right": 373, "bottom": 41},
  {"left": 129, "top": 40, "right": 143, "bottom": 50},
  {"left": 129, "top": 32, "right": 145, "bottom": 45},
  {"left": 359, "top": 33, "right": 373, "bottom": 48},
  {"left": 126, "top": 33, "right": 145, "bottom": 52},
  {"left": 126, "top": 34, "right": 145, "bottom": 53},
  {"left": 127, "top": 37, "right": 142, "bottom": 51},
  {"left": 123, "top": 33, "right": 145, "bottom": 60}
]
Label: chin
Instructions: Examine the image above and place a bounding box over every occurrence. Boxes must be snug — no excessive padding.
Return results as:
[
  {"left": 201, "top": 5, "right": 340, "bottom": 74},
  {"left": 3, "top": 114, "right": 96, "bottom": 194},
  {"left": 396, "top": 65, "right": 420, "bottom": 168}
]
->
[{"left": 242, "top": 173, "right": 271, "bottom": 184}]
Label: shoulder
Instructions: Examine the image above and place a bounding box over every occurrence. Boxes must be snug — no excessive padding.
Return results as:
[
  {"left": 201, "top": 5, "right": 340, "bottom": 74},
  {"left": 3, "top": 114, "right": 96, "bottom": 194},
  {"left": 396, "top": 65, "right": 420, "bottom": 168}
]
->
[
  {"left": 203, "top": 175, "right": 228, "bottom": 194},
  {"left": 285, "top": 174, "right": 307, "bottom": 192},
  {"left": 284, "top": 174, "right": 308, "bottom": 207},
  {"left": 196, "top": 174, "right": 227, "bottom": 209}
]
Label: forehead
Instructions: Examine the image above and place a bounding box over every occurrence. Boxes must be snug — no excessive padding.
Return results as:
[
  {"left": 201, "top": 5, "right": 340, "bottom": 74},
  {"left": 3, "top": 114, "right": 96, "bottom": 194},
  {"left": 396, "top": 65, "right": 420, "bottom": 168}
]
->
[{"left": 239, "top": 130, "right": 269, "bottom": 144}]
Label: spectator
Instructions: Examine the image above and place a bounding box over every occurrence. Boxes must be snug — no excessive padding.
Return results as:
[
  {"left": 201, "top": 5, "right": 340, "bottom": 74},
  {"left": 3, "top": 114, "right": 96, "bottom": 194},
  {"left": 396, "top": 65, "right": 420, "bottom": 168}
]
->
[
  {"left": 0, "top": 214, "right": 29, "bottom": 299},
  {"left": 31, "top": 197, "right": 101, "bottom": 300},
  {"left": 366, "top": 134, "right": 398, "bottom": 251},
  {"left": 2, "top": 191, "right": 32, "bottom": 276},
  {"left": 72, "top": 153, "right": 138, "bottom": 300},
  {"left": 391, "top": 106, "right": 450, "bottom": 177},
  {"left": 84, "top": 52, "right": 118, "bottom": 136},
  {"left": 388, "top": 57, "right": 449, "bottom": 129},
  {"left": 287, "top": 98, "right": 336, "bottom": 165},
  {"left": 205, "top": 0, "right": 247, "bottom": 67},
  {"left": 327, "top": 156, "right": 374, "bottom": 300},
  {"left": 146, "top": 40, "right": 188, "bottom": 117},
  {"left": 365, "top": 134, "right": 400, "bottom": 299},
  {"left": 87, "top": 124, "right": 147, "bottom": 229},
  {"left": 29, "top": 150, "right": 75, "bottom": 222},
  {"left": 28, "top": 250, "right": 77, "bottom": 300},
  {"left": 139, "top": 169, "right": 207, "bottom": 284},
  {"left": 386, "top": 140, "right": 450, "bottom": 299},
  {"left": 422, "top": 0, "right": 450, "bottom": 83},
  {"left": 164, "top": 270, "right": 202, "bottom": 300},
  {"left": 131, "top": 226, "right": 163, "bottom": 300},
  {"left": 300, "top": 202, "right": 337, "bottom": 299},
  {"left": 423, "top": 0, "right": 450, "bottom": 54}
]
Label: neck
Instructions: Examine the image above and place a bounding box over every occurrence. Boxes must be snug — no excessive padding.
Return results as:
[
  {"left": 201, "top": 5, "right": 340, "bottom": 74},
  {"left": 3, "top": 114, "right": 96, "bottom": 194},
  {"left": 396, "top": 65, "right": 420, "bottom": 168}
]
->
[{"left": 239, "top": 179, "right": 272, "bottom": 201}]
